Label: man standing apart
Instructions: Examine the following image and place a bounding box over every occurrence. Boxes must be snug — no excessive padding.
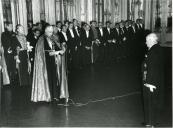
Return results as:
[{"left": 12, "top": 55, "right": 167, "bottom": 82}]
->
[{"left": 142, "top": 33, "right": 165, "bottom": 127}]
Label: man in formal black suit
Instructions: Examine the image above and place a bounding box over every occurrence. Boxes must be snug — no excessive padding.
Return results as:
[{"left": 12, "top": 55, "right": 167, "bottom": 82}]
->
[
  {"left": 59, "top": 25, "right": 68, "bottom": 44},
  {"left": 112, "top": 22, "right": 121, "bottom": 61},
  {"left": 130, "top": 21, "right": 140, "bottom": 57},
  {"left": 27, "top": 28, "right": 40, "bottom": 76},
  {"left": 36, "top": 22, "right": 43, "bottom": 34},
  {"left": 73, "top": 19, "right": 81, "bottom": 46},
  {"left": 90, "top": 20, "right": 100, "bottom": 64},
  {"left": 139, "top": 19, "right": 145, "bottom": 31},
  {"left": 72, "top": 19, "right": 82, "bottom": 69},
  {"left": 123, "top": 20, "right": 131, "bottom": 57},
  {"left": 139, "top": 19, "right": 147, "bottom": 61},
  {"left": 67, "top": 22, "right": 76, "bottom": 69},
  {"left": 135, "top": 19, "right": 142, "bottom": 33},
  {"left": 97, "top": 22, "right": 106, "bottom": 63},
  {"left": 127, "top": 20, "right": 137, "bottom": 56},
  {"left": 27, "top": 21, "right": 33, "bottom": 38},
  {"left": 64, "top": 20, "right": 69, "bottom": 28},
  {"left": 136, "top": 19, "right": 146, "bottom": 61},
  {"left": 80, "top": 24, "right": 92, "bottom": 67},
  {"left": 1, "top": 22, "right": 16, "bottom": 85},
  {"left": 119, "top": 21, "right": 127, "bottom": 59},
  {"left": 56, "top": 21, "right": 62, "bottom": 36},
  {"left": 103, "top": 21, "right": 114, "bottom": 65},
  {"left": 142, "top": 33, "right": 165, "bottom": 127},
  {"left": 59, "top": 25, "right": 69, "bottom": 69}
]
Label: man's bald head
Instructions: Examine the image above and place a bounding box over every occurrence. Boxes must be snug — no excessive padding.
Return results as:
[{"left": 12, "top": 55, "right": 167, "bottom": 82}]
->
[
  {"left": 146, "top": 33, "right": 158, "bottom": 49},
  {"left": 45, "top": 25, "right": 53, "bottom": 37}
]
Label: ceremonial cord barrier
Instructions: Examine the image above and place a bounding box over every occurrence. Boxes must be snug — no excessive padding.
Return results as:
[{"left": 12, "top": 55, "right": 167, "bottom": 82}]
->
[{"left": 58, "top": 91, "right": 141, "bottom": 107}]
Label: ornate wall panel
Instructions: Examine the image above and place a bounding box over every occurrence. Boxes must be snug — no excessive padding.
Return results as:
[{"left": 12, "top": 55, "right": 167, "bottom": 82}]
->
[
  {"left": 56, "top": 0, "right": 61, "bottom": 21},
  {"left": 17, "top": 0, "right": 28, "bottom": 34},
  {"left": 0, "top": 0, "right": 171, "bottom": 36},
  {"left": 11, "top": 0, "right": 17, "bottom": 31},
  {"left": 80, "top": 0, "right": 85, "bottom": 21},
  {"left": 32, "top": 0, "right": 40, "bottom": 23},
  {"left": 44, "top": 0, "right": 56, "bottom": 24}
]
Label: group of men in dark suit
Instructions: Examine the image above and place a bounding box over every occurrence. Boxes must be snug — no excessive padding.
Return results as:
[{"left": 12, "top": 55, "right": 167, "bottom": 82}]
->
[
  {"left": 43, "top": 18, "right": 146, "bottom": 70},
  {"left": 1, "top": 18, "right": 166, "bottom": 127},
  {"left": 1, "top": 19, "right": 147, "bottom": 84}
]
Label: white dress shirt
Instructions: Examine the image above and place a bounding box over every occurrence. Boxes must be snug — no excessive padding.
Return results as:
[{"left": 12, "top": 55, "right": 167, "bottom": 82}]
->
[
  {"left": 137, "top": 24, "right": 140, "bottom": 29},
  {"left": 107, "top": 28, "right": 110, "bottom": 34},
  {"left": 116, "top": 28, "right": 119, "bottom": 35},
  {"left": 58, "top": 28, "right": 61, "bottom": 32},
  {"left": 120, "top": 27, "right": 124, "bottom": 34},
  {"left": 69, "top": 29, "right": 74, "bottom": 38},
  {"left": 62, "top": 31, "right": 68, "bottom": 41},
  {"left": 86, "top": 30, "right": 89, "bottom": 38},
  {"left": 47, "top": 38, "right": 53, "bottom": 49},
  {"left": 75, "top": 26, "right": 79, "bottom": 36},
  {"left": 99, "top": 28, "right": 103, "bottom": 37},
  {"left": 140, "top": 23, "right": 143, "bottom": 28},
  {"left": 34, "top": 36, "right": 37, "bottom": 39},
  {"left": 132, "top": 26, "right": 136, "bottom": 33}
]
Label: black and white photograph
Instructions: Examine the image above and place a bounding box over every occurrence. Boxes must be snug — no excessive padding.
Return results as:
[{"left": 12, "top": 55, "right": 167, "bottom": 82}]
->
[{"left": 0, "top": 0, "right": 172, "bottom": 127}]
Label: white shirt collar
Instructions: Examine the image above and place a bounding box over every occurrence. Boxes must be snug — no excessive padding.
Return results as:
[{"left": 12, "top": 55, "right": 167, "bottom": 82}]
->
[
  {"left": 99, "top": 28, "right": 103, "bottom": 36},
  {"left": 58, "top": 28, "right": 61, "bottom": 32},
  {"left": 69, "top": 29, "right": 74, "bottom": 38},
  {"left": 86, "top": 30, "right": 89, "bottom": 37},
  {"left": 62, "top": 31, "right": 68, "bottom": 41}
]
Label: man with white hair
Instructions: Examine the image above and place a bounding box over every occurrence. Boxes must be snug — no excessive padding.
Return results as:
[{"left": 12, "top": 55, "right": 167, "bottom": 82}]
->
[
  {"left": 31, "top": 25, "right": 67, "bottom": 102},
  {"left": 142, "top": 33, "right": 165, "bottom": 127}
]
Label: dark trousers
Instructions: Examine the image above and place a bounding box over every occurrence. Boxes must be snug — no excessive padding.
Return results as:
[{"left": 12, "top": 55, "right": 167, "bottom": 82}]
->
[
  {"left": 66, "top": 48, "right": 72, "bottom": 70},
  {"left": 82, "top": 47, "right": 91, "bottom": 67},
  {"left": 98, "top": 44, "right": 106, "bottom": 62},
  {"left": 143, "top": 86, "right": 158, "bottom": 126},
  {"left": 92, "top": 43, "right": 99, "bottom": 63},
  {"left": 45, "top": 53, "right": 59, "bottom": 100},
  {"left": 75, "top": 46, "right": 83, "bottom": 68},
  {"left": 4, "top": 53, "right": 16, "bottom": 83},
  {"left": 71, "top": 47, "right": 79, "bottom": 69},
  {"left": 29, "top": 49, "right": 35, "bottom": 79},
  {"left": 18, "top": 51, "right": 30, "bottom": 86},
  {"left": 105, "top": 43, "right": 114, "bottom": 64}
]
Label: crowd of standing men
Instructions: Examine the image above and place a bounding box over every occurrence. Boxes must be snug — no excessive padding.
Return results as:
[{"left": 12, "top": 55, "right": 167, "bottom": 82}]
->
[
  {"left": 52, "top": 19, "right": 147, "bottom": 69},
  {"left": 1, "top": 17, "right": 166, "bottom": 127},
  {"left": 1, "top": 18, "right": 148, "bottom": 86}
]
